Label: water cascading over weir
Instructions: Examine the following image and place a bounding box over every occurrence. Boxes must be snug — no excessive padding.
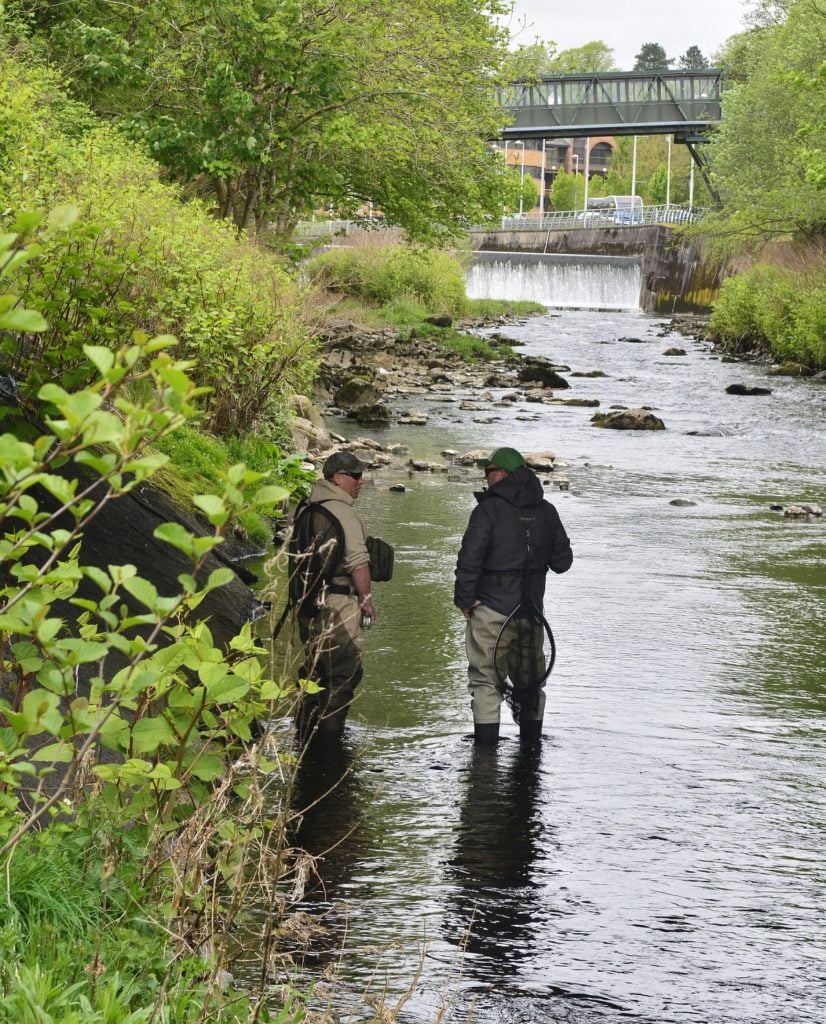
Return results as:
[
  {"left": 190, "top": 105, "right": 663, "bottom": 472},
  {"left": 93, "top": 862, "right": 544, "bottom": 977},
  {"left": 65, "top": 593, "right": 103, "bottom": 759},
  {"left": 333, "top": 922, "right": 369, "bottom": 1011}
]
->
[{"left": 466, "top": 251, "right": 642, "bottom": 310}]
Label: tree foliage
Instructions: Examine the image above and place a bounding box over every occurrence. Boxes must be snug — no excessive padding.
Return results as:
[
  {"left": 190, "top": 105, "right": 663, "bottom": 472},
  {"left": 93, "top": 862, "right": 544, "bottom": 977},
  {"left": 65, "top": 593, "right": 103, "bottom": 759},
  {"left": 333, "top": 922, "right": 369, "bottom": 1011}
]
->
[
  {"left": 678, "top": 45, "right": 710, "bottom": 69},
  {"left": 0, "top": 48, "right": 317, "bottom": 436},
  {"left": 633, "top": 43, "right": 673, "bottom": 70},
  {"left": 548, "top": 41, "right": 618, "bottom": 73},
  {"left": 550, "top": 170, "right": 584, "bottom": 211},
  {"left": 9, "top": 0, "right": 514, "bottom": 241},
  {"left": 707, "top": 0, "right": 826, "bottom": 246}
]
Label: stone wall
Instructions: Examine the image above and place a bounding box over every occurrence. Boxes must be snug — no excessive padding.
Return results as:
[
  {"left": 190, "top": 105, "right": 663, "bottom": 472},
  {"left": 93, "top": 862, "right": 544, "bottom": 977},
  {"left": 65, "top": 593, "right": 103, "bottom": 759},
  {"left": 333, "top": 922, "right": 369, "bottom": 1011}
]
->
[{"left": 468, "top": 225, "right": 727, "bottom": 314}]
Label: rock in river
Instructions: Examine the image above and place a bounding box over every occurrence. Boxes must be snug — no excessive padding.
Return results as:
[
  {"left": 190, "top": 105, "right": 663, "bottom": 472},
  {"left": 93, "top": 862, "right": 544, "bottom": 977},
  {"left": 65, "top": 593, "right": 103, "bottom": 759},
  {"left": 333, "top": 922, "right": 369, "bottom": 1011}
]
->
[
  {"left": 591, "top": 408, "right": 666, "bottom": 431},
  {"left": 725, "top": 383, "right": 772, "bottom": 396}
]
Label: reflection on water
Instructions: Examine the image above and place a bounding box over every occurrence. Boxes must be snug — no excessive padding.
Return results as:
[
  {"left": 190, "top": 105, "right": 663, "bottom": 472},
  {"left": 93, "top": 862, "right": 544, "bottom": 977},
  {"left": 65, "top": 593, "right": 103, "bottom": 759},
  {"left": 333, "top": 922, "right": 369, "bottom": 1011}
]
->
[
  {"left": 262, "top": 309, "right": 826, "bottom": 1024},
  {"left": 443, "top": 743, "right": 546, "bottom": 975}
]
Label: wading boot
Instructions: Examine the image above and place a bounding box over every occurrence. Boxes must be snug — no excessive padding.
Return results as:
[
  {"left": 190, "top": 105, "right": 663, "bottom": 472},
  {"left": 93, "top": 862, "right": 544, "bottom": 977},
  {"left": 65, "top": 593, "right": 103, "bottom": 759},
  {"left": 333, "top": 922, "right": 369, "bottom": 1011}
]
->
[
  {"left": 473, "top": 722, "right": 500, "bottom": 745},
  {"left": 519, "top": 719, "right": 543, "bottom": 744}
]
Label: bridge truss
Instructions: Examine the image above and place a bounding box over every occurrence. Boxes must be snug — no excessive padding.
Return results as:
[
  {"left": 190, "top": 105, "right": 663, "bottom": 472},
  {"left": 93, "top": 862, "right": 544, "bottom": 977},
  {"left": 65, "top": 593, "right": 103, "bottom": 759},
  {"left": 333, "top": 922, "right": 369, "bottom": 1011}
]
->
[{"left": 498, "top": 70, "right": 723, "bottom": 203}]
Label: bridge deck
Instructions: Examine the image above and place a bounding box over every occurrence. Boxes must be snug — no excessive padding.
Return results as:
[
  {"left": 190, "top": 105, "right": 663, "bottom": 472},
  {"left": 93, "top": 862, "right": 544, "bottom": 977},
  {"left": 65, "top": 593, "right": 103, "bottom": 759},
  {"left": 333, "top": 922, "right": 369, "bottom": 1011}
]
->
[{"left": 499, "top": 70, "right": 722, "bottom": 139}]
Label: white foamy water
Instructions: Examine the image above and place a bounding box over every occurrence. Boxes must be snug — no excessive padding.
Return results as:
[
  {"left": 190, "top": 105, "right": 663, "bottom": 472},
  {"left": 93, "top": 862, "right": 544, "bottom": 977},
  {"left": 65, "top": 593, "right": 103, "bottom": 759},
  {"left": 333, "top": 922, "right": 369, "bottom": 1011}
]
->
[{"left": 466, "top": 251, "right": 642, "bottom": 310}]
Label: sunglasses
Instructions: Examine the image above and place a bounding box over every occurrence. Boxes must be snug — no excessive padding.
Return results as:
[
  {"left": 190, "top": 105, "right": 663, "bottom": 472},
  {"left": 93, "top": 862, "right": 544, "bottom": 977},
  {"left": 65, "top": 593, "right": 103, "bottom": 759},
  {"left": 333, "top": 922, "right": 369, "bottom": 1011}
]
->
[
  {"left": 483, "top": 466, "right": 501, "bottom": 476},
  {"left": 339, "top": 471, "right": 363, "bottom": 480}
]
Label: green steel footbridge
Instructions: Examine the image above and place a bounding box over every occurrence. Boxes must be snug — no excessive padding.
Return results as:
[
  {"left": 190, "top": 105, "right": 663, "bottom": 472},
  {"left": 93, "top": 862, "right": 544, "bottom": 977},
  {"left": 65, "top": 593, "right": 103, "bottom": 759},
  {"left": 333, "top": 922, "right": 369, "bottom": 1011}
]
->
[{"left": 498, "top": 69, "right": 723, "bottom": 202}]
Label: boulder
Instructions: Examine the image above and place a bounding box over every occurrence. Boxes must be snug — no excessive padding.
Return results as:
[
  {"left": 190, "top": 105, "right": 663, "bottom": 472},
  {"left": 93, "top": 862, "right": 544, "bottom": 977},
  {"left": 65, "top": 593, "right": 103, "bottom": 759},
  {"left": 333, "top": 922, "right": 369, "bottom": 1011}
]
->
[
  {"left": 526, "top": 451, "right": 555, "bottom": 472},
  {"left": 424, "top": 314, "right": 452, "bottom": 328},
  {"left": 784, "top": 503, "right": 823, "bottom": 517},
  {"left": 518, "top": 357, "right": 571, "bottom": 389},
  {"left": 352, "top": 402, "right": 393, "bottom": 425},
  {"left": 334, "top": 377, "right": 381, "bottom": 409},
  {"left": 457, "top": 449, "right": 490, "bottom": 466},
  {"left": 398, "top": 413, "right": 428, "bottom": 426},
  {"left": 591, "top": 408, "right": 666, "bottom": 431},
  {"left": 289, "top": 416, "right": 334, "bottom": 454},
  {"left": 663, "top": 347, "right": 686, "bottom": 356},
  {"left": 287, "top": 394, "right": 327, "bottom": 431},
  {"left": 725, "top": 383, "right": 772, "bottom": 396},
  {"left": 767, "top": 362, "right": 814, "bottom": 377}
]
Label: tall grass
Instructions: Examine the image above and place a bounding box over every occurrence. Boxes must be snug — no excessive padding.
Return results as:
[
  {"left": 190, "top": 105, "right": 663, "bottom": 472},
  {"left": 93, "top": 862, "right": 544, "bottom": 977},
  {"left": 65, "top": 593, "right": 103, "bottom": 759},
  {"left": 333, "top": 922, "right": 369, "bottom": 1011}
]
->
[{"left": 309, "top": 242, "right": 468, "bottom": 315}]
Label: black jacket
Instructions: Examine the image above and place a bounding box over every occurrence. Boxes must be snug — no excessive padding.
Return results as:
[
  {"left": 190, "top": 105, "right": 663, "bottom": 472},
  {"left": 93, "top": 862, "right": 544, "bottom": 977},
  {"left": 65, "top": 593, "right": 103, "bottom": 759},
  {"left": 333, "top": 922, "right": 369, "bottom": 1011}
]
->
[{"left": 454, "top": 466, "right": 572, "bottom": 616}]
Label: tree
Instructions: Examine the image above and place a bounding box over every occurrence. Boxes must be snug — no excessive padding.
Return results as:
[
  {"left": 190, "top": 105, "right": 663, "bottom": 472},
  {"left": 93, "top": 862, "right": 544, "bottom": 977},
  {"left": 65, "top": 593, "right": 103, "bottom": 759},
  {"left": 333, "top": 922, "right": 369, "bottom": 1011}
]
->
[
  {"left": 515, "top": 172, "right": 540, "bottom": 213},
  {"left": 9, "top": 0, "right": 515, "bottom": 242},
  {"left": 547, "top": 41, "right": 618, "bottom": 74},
  {"left": 678, "top": 45, "right": 709, "bottom": 69},
  {"left": 549, "top": 170, "right": 584, "bottom": 211},
  {"left": 633, "top": 43, "right": 673, "bottom": 71},
  {"left": 647, "top": 164, "right": 669, "bottom": 204},
  {"left": 708, "top": 0, "right": 826, "bottom": 244}
]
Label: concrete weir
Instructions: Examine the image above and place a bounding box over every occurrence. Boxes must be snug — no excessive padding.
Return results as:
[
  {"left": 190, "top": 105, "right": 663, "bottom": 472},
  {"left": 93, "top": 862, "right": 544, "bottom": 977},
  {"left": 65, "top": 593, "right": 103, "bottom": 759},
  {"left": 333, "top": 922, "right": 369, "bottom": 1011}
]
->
[
  {"left": 466, "top": 251, "right": 642, "bottom": 310},
  {"left": 468, "top": 225, "right": 727, "bottom": 314}
]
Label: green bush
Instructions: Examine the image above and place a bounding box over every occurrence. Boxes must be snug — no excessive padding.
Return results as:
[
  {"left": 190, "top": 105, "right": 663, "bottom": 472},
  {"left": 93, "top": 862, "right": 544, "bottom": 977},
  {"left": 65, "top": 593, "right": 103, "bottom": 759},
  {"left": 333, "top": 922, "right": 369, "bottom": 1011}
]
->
[
  {"left": 0, "top": 49, "right": 317, "bottom": 436},
  {"left": 309, "top": 242, "right": 468, "bottom": 314},
  {"left": 710, "top": 262, "right": 826, "bottom": 367}
]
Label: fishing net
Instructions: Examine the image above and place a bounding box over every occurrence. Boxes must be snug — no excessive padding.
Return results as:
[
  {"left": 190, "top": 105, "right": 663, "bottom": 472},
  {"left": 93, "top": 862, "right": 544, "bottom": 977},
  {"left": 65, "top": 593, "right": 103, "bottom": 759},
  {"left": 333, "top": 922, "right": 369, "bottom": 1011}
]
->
[{"left": 493, "top": 606, "right": 556, "bottom": 723}]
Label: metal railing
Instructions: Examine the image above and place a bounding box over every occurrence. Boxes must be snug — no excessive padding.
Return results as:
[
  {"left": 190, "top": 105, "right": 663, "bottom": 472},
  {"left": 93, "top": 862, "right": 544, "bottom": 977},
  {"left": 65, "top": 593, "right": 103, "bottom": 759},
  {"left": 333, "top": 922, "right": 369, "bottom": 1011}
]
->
[
  {"left": 293, "top": 219, "right": 355, "bottom": 237},
  {"left": 475, "top": 205, "right": 706, "bottom": 232}
]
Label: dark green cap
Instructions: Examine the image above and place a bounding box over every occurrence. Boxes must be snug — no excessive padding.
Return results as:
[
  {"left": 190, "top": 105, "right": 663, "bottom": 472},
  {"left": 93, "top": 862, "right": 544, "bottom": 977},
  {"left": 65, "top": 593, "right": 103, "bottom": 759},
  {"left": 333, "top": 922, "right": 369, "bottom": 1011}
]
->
[{"left": 475, "top": 447, "right": 526, "bottom": 473}]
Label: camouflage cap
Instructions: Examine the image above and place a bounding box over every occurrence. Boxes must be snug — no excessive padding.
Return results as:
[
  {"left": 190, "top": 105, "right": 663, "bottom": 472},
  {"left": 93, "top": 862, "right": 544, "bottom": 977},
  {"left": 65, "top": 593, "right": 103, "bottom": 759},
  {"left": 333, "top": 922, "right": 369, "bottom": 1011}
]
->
[{"left": 322, "top": 450, "right": 369, "bottom": 479}]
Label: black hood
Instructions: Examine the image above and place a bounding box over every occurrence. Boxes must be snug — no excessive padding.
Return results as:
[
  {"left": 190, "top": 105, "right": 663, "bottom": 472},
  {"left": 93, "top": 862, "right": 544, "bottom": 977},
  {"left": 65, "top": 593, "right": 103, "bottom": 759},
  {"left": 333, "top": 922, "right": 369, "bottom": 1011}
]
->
[{"left": 475, "top": 465, "right": 544, "bottom": 510}]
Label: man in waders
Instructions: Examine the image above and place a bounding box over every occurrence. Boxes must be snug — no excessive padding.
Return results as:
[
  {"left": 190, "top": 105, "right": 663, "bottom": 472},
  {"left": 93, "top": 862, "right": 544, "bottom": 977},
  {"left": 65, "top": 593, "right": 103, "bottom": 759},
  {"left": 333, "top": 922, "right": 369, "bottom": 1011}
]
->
[
  {"left": 454, "top": 447, "right": 572, "bottom": 744},
  {"left": 295, "top": 451, "right": 376, "bottom": 742}
]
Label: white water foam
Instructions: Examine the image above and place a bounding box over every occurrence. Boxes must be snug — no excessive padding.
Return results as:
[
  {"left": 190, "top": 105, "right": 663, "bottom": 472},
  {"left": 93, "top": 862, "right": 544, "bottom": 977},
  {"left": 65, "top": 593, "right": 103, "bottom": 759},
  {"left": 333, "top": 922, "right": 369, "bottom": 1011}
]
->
[{"left": 466, "top": 251, "right": 642, "bottom": 310}]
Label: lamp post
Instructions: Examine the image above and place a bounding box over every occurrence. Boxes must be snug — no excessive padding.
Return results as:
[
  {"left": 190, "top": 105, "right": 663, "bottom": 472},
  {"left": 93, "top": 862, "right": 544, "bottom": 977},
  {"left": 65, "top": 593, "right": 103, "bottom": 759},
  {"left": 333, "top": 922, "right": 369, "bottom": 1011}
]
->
[
  {"left": 515, "top": 140, "right": 526, "bottom": 216},
  {"left": 689, "top": 157, "right": 695, "bottom": 212},
  {"left": 539, "top": 138, "right": 547, "bottom": 219},
  {"left": 666, "top": 135, "right": 672, "bottom": 208}
]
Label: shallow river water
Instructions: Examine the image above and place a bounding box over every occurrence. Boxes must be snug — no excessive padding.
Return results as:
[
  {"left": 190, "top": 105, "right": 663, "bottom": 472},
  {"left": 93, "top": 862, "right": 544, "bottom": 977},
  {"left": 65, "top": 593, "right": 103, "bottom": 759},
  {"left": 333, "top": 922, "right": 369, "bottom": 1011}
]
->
[{"left": 282, "top": 309, "right": 825, "bottom": 1024}]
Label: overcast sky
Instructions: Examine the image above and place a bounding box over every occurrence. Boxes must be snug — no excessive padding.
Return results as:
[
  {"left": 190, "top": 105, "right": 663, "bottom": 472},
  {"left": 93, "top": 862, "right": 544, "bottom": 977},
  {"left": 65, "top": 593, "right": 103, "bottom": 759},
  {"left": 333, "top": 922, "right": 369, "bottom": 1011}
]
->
[{"left": 505, "top": 1, "right": 749, "bottom": 69}]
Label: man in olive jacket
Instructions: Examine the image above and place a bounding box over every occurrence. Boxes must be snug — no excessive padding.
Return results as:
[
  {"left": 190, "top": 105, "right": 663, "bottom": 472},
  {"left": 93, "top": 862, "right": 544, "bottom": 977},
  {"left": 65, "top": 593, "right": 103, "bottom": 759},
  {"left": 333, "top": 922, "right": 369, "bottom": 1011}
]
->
[
  {"left": 454, "top": 447, "right": 572, "bottom": 744},
  {"left": 296, "top": 451, "right": 376, "bottom": 743}
]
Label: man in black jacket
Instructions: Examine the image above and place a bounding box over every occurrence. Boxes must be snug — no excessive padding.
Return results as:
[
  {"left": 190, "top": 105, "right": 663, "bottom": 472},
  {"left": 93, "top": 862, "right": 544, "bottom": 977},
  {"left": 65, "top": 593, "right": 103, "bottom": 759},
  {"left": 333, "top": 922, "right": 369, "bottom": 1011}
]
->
[{"left": 454, "top": 447, "right": 572, "bottom": 744}]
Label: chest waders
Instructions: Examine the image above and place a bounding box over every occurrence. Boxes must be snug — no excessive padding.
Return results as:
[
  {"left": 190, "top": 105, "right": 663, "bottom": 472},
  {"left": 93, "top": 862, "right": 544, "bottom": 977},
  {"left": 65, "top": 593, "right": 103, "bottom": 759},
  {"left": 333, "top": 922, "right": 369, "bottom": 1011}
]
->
[{"left": 490, "top": 510, "right": 556, "bottom": 724}]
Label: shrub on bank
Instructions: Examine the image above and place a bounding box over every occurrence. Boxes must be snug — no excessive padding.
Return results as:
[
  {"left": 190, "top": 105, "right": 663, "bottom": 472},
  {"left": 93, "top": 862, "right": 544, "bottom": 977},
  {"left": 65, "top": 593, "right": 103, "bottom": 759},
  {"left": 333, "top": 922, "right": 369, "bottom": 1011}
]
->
[
  {"left": 710, "top": 263, "right": 826, "bottom": 367},
  {"left": 0, "top": 329, "right": 308, "bottom": 1022},
  {"left": 309, "top": 242, "right": 469, "bottom": 315}
]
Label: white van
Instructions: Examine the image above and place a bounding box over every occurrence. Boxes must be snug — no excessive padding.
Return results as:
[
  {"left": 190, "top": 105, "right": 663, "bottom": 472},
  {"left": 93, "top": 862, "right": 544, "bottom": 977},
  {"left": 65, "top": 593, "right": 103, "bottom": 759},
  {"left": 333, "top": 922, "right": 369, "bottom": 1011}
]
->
[{"left": 586, "top": 195, "right": 644, "bottom": 225}]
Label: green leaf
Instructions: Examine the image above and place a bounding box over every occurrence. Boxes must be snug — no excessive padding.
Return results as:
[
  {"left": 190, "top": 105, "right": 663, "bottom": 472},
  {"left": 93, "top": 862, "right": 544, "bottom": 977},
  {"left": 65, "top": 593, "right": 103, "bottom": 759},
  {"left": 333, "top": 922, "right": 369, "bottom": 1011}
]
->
[
  {"left": 154, "top": 522, "right": 195, "bottom": 556},
  {"left": 122, "top": 576, "right": 160, "bottom": 611},
  {"left": 0, "top": 307, "right": 48, "bottom": 332},
  {"left": 22, "top": 689, "right": 63, "bottom": 735},
  {"left": 130, "top": 716, "right": 177, "bottom": 753},
  {"left": 30, "top": 742, "right": 75, "bottom": 763},
  {"left": 83, "top": 345, "right": 115, "bottom": 376},
  {"left": 46, "top": 205, "right": 80, "bottom": 231},
  {"left": 186, "top": 753, "right": 225, "bottom": 782},
  {"left": 193, "top": 494, "right": 228, "bottom": 526}
]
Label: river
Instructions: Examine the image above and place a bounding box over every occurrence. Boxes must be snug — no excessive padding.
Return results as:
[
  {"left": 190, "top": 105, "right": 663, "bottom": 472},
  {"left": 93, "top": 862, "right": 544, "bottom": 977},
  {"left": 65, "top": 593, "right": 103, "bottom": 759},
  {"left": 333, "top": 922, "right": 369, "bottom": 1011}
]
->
[{"left": 280, "top": 306, "right": 826, "bottom": 1024}]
